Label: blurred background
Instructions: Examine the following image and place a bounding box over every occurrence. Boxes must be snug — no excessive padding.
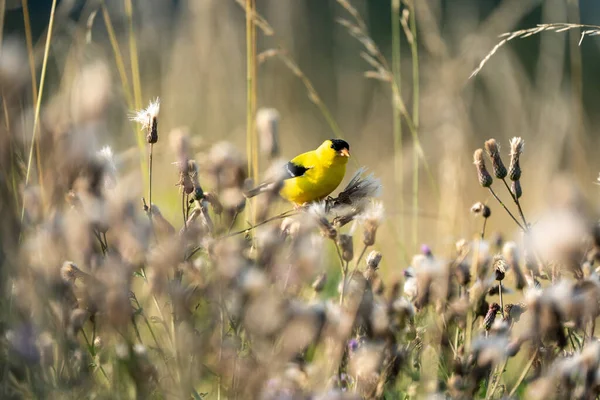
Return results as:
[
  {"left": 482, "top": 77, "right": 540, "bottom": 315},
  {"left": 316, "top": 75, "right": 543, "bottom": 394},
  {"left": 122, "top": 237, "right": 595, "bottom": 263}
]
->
[{"left": 2, "top": 0, "right": 600, "bottom": 269}]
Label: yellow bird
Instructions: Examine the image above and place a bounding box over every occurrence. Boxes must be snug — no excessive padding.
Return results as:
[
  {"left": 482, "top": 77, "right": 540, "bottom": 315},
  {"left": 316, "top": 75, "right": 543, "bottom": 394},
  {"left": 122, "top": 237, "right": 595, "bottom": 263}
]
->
[{"left": 246, "top": 139, "right": 350, "bottom": 205}]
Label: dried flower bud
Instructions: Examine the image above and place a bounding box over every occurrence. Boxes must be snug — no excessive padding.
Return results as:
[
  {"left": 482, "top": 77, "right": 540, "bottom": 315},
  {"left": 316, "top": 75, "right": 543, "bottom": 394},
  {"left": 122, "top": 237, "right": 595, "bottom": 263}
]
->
[
  {"left": 473, "top": 149, "right": 493, "bottom": 187},
  {"left": 256, "top": 108, "right": 280, "bottom": 158},
  {"left": 471, "top": 202, "right": 491, "bottom": 218},
  {"left": 308, "top": 203, "right": 337, "bottom": 239},
  {"left": 361, "top": 202, "right": 384, "bottom": 246},
  {"left": 312, "top": 272, "right": 327, "bottom": 292},
  {"left": 508, "top": 137, "right": 524, "bottom": 181},
  {"left": 493, "top": 255, "right": 507, "bottom": 281},
  {"left": 338, "top": 234, "right": 354, "bottom": 262},
  {"left": 483, "top": 303, "right": 501, "bottom": 331},
  {"left": 366, "top": 251, "right": 382, "bottom": 270},
  {"left": 511, "top": 180, "right": 522, "bottom": 199},
  {"left": 504, "top": 303, "right": 527, "bottom": 325},
  {"left": 484, "top": 139, "right": 507, "bottom": 179}
]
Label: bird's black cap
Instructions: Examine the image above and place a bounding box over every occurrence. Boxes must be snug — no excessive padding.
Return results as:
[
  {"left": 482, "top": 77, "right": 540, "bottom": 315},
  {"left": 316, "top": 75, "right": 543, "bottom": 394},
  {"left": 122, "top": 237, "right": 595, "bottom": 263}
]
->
[{"left": 330, "top": 139, "right": 350, "bottom": 152}]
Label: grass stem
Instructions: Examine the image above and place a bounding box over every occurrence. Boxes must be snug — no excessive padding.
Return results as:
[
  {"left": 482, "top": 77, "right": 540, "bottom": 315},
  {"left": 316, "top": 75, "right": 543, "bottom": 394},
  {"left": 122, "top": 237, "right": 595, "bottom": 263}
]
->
[
  {"left": 22, "top": 0, "right": 57, "bottom": 223},
  {"left": 487, "top": 187, "right": 524, "bottom": 230},
  {"left": 509, "top": 349, "right": 538, "bottom": 397}
]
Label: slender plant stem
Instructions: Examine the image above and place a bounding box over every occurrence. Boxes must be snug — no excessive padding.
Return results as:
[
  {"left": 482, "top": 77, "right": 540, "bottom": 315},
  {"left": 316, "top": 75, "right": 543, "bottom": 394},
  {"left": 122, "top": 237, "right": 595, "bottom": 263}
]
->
[
  {"left": 148, "top": 145, "right": 153, "bottom": 211},
  {"left": 245, "top": 0, "right": 257, "bottom": 230},
  {"left": 486, "top": 358, "right": 508, "bottom": 400},
  {"left": 409, "top": 1, "right": 420, "bottom": 251},
  {"left": 101, "top": 2, "right": 133, "bottom": 108},
  {"left": 0, "top": 0, "right": 5, "bottom": 48},
  {"left": 481, "top": 217, "right": 488, "bottom": 240},
  {"left": 391, "top": 0, "right": 404, "bottom": 250},
  {"left": 501, "top": 178, "right": 528, "bottom": 228},
  {"left": 499, "top": 281, "right": 504, "bottom": 318},
  {"left": 21, "top": 0, "right": 57, "bottom": 223},
  {"left": 123, "top": 0, "right": 147, "bottom": 189},
  {"left": 228, "top": 211, "right": 240, "bottom": 234},
  {"left": 339, "top": 260, "right": 349, "bottom": 305},
  {"left": 182, "top": 191, "right": 187, "bottom": 232},
  {"left": 21, "top": 0, "right": 43, "bottom": 194},
  {"left": 81, "top": 330, "right": 110, "bottom": 383},
  {"left": 509, "top": 349, "right": 538, "bottom": 397},
  {"left": 487, "top": 187, "right": 524, "bottom": 230},
  {"left": 355, "top": 244, "right": 369, "bottom": 270}
]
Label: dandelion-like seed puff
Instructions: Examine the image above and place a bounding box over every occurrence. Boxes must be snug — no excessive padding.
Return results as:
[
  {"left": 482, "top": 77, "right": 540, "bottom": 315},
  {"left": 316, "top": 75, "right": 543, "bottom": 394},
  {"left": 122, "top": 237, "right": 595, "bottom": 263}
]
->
[{"left": 130, "top": 98, "right": 160, "bottom": 144}]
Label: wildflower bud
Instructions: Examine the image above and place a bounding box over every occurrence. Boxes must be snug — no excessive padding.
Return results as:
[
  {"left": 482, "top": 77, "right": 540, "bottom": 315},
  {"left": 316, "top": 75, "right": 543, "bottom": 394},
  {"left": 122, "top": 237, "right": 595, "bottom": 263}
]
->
[
  {"left": 508, "top": 137, "right": 524, "bottom": 181},
  {"left": 484, "top": 139, "right": 507, "bottom": 179},
  {"left": 362, "top": 202, "right": 384, "bottom": 246},
  {"left": 338, "top": 234, "right": 354, "bottom": 262},
  {"left": 256, "top": 108, "right": 280, "bottom": 159},
  {"left": 492, "top": 255, "right": 507, "bottom": 281},
  {"left": 366, "top": 251, "right": 382, "bottom": 270},
  {"left": 511, "top": 180, "right": 522, "bottom": 199},
  {"left": 473, "top": 149, "right": 493, "bottom": 187},
  {"left": 312, "top": 272, "right": 327, "bottom": 292},
  {"left": 483, "top": 303, "right": 501, "bottom": 331},
  {"left": 470, "top": 202, "right": 491, "bottom": 218}
]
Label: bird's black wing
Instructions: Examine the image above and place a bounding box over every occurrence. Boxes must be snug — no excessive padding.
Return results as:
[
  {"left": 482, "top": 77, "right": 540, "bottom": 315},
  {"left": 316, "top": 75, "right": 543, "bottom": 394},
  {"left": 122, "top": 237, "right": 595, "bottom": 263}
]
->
[
  {"left": 244, "top": 161, "right": 310, "bottom": 198},
  {"left": 284, "top": 161, "right": 310, "bottom": 180}
]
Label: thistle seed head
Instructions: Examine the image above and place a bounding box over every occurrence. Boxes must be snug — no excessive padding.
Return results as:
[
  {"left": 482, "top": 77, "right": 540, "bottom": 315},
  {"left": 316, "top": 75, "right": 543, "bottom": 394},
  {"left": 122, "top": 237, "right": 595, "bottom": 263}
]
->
[
  {"left": 511, "top": 180, "right": 522, "bottom": 199},
  {"left": 492, "top": 255, "right": 507, "bottom": 281},
  {"left": 483, "top": 303, "right": 501, "bottom": 331},
  {"left": 130, "top": 98, "right": 160, "bottom": 144},
  {"left": 337, "top": 234, "right": 354, "bottom": 262},
  {"left": 361, "top": 201, "right": 384, "bottom": 246},
  {"left": 366, "top": 250, "right": 382, "bottom": 270},
  {"left": 473, "top": 149, "right": 493, "bottom": 187},
  {"left": 508, "top": 137, "right": 524, "bottom": 181},
  {"left": 471, "top": 202, "right": 491, "bottom": 218},
  {"left": 484, "top": 139, "right": 507, "bottom": 179}
]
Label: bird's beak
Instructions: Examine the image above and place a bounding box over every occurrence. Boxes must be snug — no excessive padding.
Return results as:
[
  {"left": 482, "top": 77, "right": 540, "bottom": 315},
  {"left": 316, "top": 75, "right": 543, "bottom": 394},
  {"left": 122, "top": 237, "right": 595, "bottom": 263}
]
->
[{"left": 338, "top": 148, "right": 350, "bottom": 157}]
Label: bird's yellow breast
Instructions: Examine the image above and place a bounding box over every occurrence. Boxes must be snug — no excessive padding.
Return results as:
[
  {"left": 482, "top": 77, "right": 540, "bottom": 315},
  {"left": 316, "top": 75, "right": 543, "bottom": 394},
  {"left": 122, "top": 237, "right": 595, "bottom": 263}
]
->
[{"left": 279, "top": 161, "right": 347, "bottom": 204}]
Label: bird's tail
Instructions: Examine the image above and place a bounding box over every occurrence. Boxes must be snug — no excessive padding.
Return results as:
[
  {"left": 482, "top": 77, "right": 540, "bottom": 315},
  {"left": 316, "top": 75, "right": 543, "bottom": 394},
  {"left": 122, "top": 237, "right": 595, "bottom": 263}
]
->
[
  {"left": 244, "top": 182, "right": 272, "bottom": 198},
  {"left": 244, "top": 180, "right": 284, "bottom": 198}
]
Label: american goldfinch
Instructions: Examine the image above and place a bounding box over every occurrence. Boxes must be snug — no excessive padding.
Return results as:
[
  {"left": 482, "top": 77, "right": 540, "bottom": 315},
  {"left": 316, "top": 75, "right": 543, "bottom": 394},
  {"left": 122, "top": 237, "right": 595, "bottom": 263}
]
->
[{"left": 246, "top": 139, "right": 350, "bottom": 205}]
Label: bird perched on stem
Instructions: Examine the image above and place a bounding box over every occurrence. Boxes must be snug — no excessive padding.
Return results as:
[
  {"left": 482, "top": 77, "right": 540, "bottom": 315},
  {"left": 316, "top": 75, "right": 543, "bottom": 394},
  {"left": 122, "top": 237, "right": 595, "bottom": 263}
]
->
[{"left": 245, "top": 139, "right": 350, "bottom": 205}]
